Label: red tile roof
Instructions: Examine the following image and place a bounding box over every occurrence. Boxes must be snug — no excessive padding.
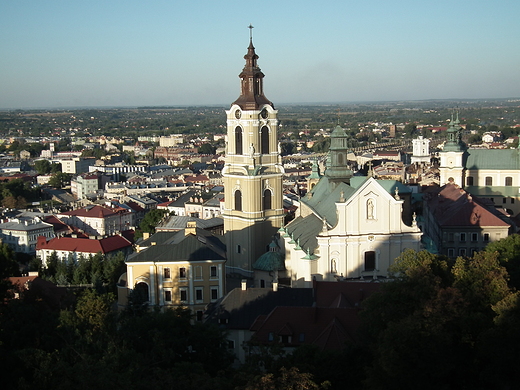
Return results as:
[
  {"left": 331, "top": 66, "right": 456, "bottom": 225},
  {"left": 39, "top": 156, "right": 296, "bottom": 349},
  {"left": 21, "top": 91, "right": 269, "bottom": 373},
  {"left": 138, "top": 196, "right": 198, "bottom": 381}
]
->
[
  {"left": 36, "top": 235, "right": 132, "bottom": 254},
  {"left": 59, "top": 205, "right": 120, "bottom": 218},
  {"left": 425, "top": 184, "right": 509, "bottom": 227}
]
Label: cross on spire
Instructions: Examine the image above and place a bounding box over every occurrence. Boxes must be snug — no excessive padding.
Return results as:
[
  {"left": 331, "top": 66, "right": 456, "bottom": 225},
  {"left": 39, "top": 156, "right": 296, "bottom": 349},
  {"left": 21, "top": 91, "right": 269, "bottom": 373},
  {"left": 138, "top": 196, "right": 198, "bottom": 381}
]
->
[{"left": 248, "top": 24, "right": 254, "bottom": 40}]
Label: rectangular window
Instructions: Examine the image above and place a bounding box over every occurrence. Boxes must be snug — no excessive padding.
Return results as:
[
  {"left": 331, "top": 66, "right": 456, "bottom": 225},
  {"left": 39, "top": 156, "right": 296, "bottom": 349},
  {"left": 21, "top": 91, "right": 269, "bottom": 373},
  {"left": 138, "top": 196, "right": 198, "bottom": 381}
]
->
[
  {"left": 236, "top": 245, "right": 241, "bottom": 254},
  {"left": 460, "top": 233, "right": 466, "bottom": 242},
  {"left": 195, "top": 288, "right": 203, "bottom": 302},
  {"left": 179, "top": 267, "right": 187, "bottom": 279},
  {"left": 448, "top": 248, "right": 455, "bottom": 257},
  {"left": 512, "top": 198, "right": 515, "bottom": 204},
  {"left": 194, "top": 266, "right": 203, "bottom": 280},
  {"left": 164, "top": 290, "right": 172, "bottom": 302},
  {"left": 364, "top": 251, "right": 376, "bottom": 271},
  {"left": 484, "top": 233, "right": 490, "bottom": 242},
  {"left": 180, "top": 288, "right": 187, "bottom": 302},
  {"left": 471, "top": 233, "right": 478, "bottom": 242},
  {"left": 459, "top": 248, "right": 467, "bottom": 256},
  {"left": 227, "top": 340, "right": 235, "bottom": 349},
  {"left": 485, "top": 177, "right": 493, "bottom": 186},
  {"left": 448, "top": 233, "right": 454, "bottom": 242},
  {"left": 268, "top": 332, "right": 274, "bottom": 342},
  {"left": 210, "top": 266, "right": 218, "bottom": 278},
  {"left": 164, "top": 267, "right": 171, "bottom": 280},
  {"left": 211, "top": 287, "right": 219, "bottom": 301}
]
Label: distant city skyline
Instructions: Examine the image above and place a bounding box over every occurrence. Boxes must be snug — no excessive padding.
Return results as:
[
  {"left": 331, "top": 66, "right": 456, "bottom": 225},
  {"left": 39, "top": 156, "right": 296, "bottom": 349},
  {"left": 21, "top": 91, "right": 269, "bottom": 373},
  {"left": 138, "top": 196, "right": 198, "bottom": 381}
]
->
[{"left": 1, "top": 0, "right": 519, "bottom": 109}]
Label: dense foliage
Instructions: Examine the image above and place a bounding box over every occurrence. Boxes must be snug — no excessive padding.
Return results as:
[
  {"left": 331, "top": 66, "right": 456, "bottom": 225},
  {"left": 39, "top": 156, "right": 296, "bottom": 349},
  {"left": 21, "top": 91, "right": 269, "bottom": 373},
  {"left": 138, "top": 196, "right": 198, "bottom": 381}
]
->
[{"left": 2, "top": 243, "right": 520, "bottom": 389}]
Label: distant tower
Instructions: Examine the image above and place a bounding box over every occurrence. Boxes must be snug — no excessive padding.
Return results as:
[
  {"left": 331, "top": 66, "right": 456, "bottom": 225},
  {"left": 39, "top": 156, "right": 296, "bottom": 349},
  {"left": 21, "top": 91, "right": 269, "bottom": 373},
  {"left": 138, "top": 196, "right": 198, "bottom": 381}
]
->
[
  {"left": 439, "top": 112, "right": 466, "bottom": 186},
  {"left": 222, "top": 27, "right": 284, "bottom": 273},
  {"left": 325, "top": 125, "right": 353, "bottom": 184},
  {"left": 411, "top": 136, "right": 431, "bottom": 164}
]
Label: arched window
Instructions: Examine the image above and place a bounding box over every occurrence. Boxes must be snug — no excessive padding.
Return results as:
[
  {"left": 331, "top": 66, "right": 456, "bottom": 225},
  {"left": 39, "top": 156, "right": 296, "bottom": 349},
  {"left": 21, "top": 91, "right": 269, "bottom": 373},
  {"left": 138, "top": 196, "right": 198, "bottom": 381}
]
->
[
  {"left": 505, "top": 177, "right": 513, "bottom": 186},
  {"left": 364, "top": 251, "right": 376, "bottom": 271},
  {"left": 261, "top": 126, "right": 269, "bottom": 154},
  {"left": 235, "top": 127, "right": 243, "bottom": 155},
  {"left": 485, "top": 177, "right": 493, "bottom": 186},
  {"left": 263, "top": 189, "right": 272, "bottom": 210},
  {"left": 466, "top": 176, "right": 474, "bottom": 186},
  {"left": 234, "top": 190, "right": 242, "bottom": 211},
  {"left": 134, "top": 282, "right": 149, "bottom": 303}
]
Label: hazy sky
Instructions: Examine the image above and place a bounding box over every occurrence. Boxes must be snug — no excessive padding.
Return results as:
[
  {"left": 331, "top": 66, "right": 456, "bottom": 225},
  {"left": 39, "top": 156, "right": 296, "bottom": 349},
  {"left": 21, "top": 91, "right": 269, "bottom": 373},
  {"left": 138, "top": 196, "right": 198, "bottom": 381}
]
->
[{"left": 1, "top": 0, "right": 519, "bottom": 109}]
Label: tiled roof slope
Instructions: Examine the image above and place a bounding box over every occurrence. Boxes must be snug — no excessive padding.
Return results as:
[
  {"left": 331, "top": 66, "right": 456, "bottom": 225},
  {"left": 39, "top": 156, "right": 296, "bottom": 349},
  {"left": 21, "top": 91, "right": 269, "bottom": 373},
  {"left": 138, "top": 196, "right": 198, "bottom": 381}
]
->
[
  {"left": 37, "top": 235, "right": 132, "bottom": 254},
  {"left": 425, "top": 184, "right": 509, "bottom": 228}
]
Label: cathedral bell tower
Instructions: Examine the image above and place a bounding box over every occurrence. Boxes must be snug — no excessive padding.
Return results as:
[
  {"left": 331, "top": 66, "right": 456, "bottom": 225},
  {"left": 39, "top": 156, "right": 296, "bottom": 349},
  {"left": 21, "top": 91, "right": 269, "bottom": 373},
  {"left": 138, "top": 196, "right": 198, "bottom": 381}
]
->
[
  {"left": 222, "top": 29, "right": 284, "bottom": 273},
  {"left": 439, "top": 112, "right": 466, "bottom": 187}
]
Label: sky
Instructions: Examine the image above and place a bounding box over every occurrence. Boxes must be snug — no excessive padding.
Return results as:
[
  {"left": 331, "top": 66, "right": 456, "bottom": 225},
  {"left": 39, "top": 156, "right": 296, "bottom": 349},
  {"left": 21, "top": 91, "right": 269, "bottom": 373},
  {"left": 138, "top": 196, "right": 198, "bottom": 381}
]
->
[{"left": 1, "top": 0, "right": 519, "bottom": 109}]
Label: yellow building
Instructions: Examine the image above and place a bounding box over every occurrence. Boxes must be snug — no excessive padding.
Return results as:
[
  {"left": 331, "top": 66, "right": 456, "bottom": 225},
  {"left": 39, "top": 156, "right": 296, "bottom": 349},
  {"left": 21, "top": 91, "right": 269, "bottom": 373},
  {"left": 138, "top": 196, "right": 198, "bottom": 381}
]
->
[
  {"left": 120, "top": 222, "right": 226, "bottom": 320},
  {"left": 222, "top": 35, "right": 284, "bottom": 274}
]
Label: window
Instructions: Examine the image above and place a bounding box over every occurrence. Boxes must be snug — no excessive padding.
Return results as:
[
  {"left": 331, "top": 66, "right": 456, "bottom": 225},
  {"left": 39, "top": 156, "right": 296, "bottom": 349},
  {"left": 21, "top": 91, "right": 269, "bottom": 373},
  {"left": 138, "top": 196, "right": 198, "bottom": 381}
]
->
[
  {"left": 503, "top": 198, "right": 507, "bottom": 204},
  {"left": 459, "top": 248, "right": 467, "bottom": 256},
  {"left": 234, "top": 190, "right": 242, "bottom": 211},
  {"left": 236, "top": 245, "right": 241, "bottom": 254},
  {"left": 471, "top": 233, "right": 478, "bottom": 242},
  {"left": 195, "top": 288, "right": 203, "bottom": 302},
  {"left": 164, "top": 267, "right": 171, "bottom": 280},
  {"left": 194, "top": 266, "right": 202, "bottom": 280},
  {"left": 460, "top": 233, "right": 466, "bottom": 242},
  {"left": 364, "top": 251, "right": 376, "bottom": 271},
  {"left": 134, "top": 282, "right": 149, "bottom": 303},
  {"left": 448, "top": 248, "right": 455, "bottom": 257},
  {"left": 512, "top": 198, "right": 515, "bottom": 204},
  {"left": 485, "top": 177, "right": 493, "bottom": 186},
  {"left": 268, "top": 332, "right": 274, "bottom": 342},
  {"left": 261, "top": 126, "right": 269, "bottom": 154},
  {"left": 180, "top": 288, "right": 187, "bottom": 302},
  {"left": 227, "top": 340, "right": 235, "bottom": 349},
  {"left": 260, "top": 279, "right": 265, "bottom": 288},
  {"left": 466, "top": 176, "right": 474, "bottom": 186},
  {"left": 505, "top": 177, "right": 513, "bottom": 186},
  {"left": 164, "top": 290, "right": 172, "bottom": 302},
  {"left": 179, "top": 267, "right": 187, "bottom": 279},
  {"left": 235, "top": 127, "right": 243, "bottom": 155},
  {"left": 211, "top": 287, "right": 219, "bottom": 301},
  {"left": 263, "top": 189, "right": 272, "bottom": 210},
  {"left": 210, "top": 265, "right": 218, "bottom": 278},
  {"left": 483, "top": 233, "right": 490, "bottom": 242}
]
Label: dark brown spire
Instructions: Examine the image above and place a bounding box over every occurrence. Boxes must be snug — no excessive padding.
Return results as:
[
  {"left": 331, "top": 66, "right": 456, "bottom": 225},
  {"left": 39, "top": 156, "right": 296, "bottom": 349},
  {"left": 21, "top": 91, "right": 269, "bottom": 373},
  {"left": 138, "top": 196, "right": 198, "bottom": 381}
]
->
[{"left": 232, "top": 35, "right": 273, "bottom": 110}]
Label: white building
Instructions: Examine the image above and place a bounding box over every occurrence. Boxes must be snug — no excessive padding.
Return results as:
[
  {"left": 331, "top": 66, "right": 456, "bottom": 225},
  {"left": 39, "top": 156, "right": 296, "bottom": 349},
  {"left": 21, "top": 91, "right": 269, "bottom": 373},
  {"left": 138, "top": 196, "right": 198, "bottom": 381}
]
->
[{"left": 0, "top": 218, "right": 55, "bottom": 254}]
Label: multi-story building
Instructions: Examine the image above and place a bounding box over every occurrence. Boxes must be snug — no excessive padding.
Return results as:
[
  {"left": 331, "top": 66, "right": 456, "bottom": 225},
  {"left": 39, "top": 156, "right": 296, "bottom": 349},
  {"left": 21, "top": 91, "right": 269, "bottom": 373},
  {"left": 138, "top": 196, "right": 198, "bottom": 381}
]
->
[
  {"left": 422, "top": 184, "right": 512, "bottom": 257},
  {"left": 56, "top": 205, "right": 134, "bottom": 236},
  {"left": 0, "top": 218, "right": 55, "bottom": 254},
  {"left": 121, "top": 222, "right": 226, "bottom": 319}
]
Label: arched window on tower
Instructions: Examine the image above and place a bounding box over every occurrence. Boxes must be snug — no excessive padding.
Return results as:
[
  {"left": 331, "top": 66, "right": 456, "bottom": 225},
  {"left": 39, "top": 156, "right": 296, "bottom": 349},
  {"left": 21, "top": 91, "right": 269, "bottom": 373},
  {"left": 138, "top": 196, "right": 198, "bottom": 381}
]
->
[
  {"left": 261, "top": 126, "right": 269, "bottom": 154},
  {"left": 263, "top": 188, "right": 272, "bottom": 210},
  {"left": 234, "top": 189, "right": 242, "bottom": 211},
  {"left": 235, "top": 127, "right": 243, "bottom": 155}
]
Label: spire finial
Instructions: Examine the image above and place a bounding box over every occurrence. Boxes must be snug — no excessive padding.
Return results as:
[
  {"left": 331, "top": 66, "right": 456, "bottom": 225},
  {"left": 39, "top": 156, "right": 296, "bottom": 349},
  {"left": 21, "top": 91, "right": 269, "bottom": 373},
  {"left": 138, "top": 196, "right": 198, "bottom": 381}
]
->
[{"left": 248, "top": 24, "right": 254, "bottom": 41}]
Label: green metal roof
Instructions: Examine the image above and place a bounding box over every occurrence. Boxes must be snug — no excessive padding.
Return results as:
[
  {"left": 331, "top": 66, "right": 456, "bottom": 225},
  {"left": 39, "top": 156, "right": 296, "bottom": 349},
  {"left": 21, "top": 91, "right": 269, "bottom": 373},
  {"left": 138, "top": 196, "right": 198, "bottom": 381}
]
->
[
  {"left": 465, "top": 148, "right": 520, "bottom": 170},
  {"left": 253, "top": 250, "right": 285, "bottom": 271}
]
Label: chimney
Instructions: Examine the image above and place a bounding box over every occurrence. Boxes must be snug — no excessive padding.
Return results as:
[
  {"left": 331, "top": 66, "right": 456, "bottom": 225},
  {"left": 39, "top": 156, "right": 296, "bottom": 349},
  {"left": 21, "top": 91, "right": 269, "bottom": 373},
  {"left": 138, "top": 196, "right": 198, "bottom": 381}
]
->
[
  {"left": 241, "top": 279, "right": 247, "bottom": 291},
  {"left": 185, "top": 221, "right": 197, "bottom": 236}
]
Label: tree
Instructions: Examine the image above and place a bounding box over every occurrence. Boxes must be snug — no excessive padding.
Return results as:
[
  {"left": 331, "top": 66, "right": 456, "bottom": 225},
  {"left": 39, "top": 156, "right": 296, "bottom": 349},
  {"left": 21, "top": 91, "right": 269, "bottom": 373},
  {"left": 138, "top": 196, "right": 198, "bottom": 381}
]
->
[
  {"left": 34, "top": 159, "right": 52, "bottom": 174},
  {"left": 198, "top": 143, "right": 216, "bottom": 154},
  {"left": 485, "top": 234, "right": 520, "bottom": 289},
  {"left": 135, "top": 209, "right": 167, "bottom": 239},
  {"left": 360, "top": 249, "right": 514, "bottom": 390},
  {"left": 47, "top": 172, "right": 72, "bottom": 188}
]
